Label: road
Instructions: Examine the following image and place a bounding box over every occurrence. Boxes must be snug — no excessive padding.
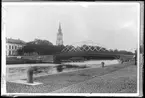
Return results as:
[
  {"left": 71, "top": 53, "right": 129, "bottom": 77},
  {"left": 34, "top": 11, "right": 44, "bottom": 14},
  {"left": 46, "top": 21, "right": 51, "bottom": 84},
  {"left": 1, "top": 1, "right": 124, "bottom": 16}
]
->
[
  {"left": 6, "top": 62, "right": 137, "bottom": 93},
  {"left": 52, "top": 65, "right": 137, "bottom": 93}
]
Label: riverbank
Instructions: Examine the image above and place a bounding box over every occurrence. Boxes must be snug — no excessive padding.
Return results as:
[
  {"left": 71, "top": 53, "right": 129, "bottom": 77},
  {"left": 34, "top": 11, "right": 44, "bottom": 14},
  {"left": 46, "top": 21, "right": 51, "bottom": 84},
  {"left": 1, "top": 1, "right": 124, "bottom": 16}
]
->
[
  {"left": 6, "top": 62, "right": 136, "bottom": 93},
  {"left": 6, "top": 55, "right": 54, "bottom": 64}
]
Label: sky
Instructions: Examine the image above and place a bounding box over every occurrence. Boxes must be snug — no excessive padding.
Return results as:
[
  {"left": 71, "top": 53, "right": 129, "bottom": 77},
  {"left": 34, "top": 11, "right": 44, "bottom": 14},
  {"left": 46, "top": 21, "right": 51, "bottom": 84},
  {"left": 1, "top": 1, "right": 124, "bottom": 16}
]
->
[{"left": 3, "top": 2, "right": 140, "bottom": 51}]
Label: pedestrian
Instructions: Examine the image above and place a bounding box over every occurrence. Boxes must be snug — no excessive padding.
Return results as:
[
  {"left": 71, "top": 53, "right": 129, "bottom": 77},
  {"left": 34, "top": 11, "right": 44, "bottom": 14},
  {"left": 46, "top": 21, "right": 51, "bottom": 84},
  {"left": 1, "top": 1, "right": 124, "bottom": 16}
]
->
[{"left": 101, "top": 62, "right": 105, "bottom": 67}]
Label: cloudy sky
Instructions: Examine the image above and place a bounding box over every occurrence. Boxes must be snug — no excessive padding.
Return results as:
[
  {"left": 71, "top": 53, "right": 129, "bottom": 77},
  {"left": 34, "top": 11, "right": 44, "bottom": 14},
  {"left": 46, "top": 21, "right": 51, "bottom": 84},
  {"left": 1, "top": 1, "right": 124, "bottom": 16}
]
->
[{"left": 3, "top": 2, "right": 140, "bottom": 51}]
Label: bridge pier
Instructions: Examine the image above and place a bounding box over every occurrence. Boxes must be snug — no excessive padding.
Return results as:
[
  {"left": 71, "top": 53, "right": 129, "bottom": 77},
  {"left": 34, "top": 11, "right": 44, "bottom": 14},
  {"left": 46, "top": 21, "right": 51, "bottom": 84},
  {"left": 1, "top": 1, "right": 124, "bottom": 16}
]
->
[{"left": 53, "top": 55, "right": 61, "bottom": 64}]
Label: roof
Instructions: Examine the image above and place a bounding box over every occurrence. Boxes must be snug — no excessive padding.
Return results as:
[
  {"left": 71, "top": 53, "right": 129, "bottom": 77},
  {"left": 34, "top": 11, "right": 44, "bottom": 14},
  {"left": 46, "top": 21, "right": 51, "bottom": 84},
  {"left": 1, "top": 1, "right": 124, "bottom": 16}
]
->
[{"left": 6, "top": 38, "right": 26, "bottom": 45}]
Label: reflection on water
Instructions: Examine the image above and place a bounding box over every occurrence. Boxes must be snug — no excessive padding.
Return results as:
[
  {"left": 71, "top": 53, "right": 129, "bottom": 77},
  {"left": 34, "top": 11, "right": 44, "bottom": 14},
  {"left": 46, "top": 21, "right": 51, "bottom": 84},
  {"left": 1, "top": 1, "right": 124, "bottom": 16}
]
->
[
  {"left": 6, "top": 60, "right": 119, "bottom": 81},
  {"left": 56, "top": 64, "right": 88, "bottom": 72}
]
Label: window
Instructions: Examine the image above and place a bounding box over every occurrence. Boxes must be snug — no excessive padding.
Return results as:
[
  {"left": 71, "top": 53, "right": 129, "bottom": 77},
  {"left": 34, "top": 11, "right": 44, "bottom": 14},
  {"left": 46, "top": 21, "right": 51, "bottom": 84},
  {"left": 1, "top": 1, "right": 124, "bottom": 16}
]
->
[
  {"left": 12, "top": 46, "right": 13, "bottom": 49},
  {"left": 9, "top": 45, "right": 11, "bottom": 49},
  {"left": 9, "top": 51, "right": 11, "bottom": 55},
  {"left": 12, "top": 51, "right": 14, "bottom": 55},
  {"left": 15, "top": 46, "right": 17, "bottom": 49}
]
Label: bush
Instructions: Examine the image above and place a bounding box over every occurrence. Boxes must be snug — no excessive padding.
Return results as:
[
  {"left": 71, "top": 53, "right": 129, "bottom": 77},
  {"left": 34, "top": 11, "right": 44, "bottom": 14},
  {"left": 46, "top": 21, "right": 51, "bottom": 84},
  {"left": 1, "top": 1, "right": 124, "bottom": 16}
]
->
[
  {"left": 56, "top": 65, "right": 63, "bottom": 72},
  {"left": 56, "top": 64, "right": 88, "bottom": 71}
]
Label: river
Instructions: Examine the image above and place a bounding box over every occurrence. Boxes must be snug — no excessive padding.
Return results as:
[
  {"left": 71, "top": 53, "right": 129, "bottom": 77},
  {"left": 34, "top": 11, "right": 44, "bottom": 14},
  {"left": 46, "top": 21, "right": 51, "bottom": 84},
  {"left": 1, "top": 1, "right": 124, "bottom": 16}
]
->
[{"left": 6, "top": 60, "right": 120, "bottom": 81}]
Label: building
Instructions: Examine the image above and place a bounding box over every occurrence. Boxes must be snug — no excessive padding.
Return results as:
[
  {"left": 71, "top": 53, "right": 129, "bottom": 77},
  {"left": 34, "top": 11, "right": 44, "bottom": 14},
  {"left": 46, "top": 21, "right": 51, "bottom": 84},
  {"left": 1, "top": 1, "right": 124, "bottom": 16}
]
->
[
  {"left": 6, "top": 38, "right": 26, "bottom": 56},
  {"left": 56, "top": 22, "right": 63, "bottom": 45}
]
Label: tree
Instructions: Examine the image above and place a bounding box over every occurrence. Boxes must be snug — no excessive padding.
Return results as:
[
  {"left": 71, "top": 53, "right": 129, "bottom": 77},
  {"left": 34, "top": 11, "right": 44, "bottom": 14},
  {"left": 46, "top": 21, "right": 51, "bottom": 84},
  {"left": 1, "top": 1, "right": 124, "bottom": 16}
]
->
[
  {"left": 27, "top": 38, "right": 53, "bottom": 46},
  {"left": 17, "top": 39, "right": 66, "bottom": 55},
  {"left": 17, "top": 48, "right": 23, "bottom": 55},
  {"left": 113, "top": 49, "right": 119, "bottom": 53}
]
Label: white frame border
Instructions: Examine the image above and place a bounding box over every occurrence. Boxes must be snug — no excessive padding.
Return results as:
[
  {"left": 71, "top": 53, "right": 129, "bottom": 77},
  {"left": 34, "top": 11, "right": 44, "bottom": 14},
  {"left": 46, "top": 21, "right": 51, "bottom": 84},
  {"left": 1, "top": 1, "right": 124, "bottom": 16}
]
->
[{"left": 1, "top": 2, "right": 142, "bottom": 97}]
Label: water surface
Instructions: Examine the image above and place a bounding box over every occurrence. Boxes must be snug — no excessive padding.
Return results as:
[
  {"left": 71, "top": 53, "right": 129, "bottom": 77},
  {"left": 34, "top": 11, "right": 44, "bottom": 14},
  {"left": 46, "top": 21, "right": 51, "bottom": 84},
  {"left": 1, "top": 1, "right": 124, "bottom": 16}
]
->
[{"left": 6, "top": 60, "right": 119, "bottom": 81}]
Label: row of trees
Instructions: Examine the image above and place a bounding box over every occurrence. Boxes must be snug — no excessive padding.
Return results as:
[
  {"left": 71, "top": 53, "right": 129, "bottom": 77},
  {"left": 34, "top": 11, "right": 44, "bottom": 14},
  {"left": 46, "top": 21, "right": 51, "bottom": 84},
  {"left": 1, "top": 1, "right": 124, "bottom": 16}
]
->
[
  {"left": 17, "top": 39, "right": 134, "bottom": 55},
  {"left": 17, "top": 39, "right": 65, "bottom": 55}
]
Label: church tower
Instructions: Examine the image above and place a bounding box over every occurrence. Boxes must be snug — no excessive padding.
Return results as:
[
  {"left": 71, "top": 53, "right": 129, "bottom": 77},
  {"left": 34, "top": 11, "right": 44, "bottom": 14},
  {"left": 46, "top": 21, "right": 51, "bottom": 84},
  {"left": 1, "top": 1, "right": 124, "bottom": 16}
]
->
[{"left": 56, "top": 22, "right": 63, "bottom": 46}]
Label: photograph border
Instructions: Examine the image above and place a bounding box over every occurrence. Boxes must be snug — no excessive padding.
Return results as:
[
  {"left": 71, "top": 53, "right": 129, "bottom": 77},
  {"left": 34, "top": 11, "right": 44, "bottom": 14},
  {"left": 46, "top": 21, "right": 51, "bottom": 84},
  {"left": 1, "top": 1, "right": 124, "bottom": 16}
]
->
[{"left": 1, "top": 1, "right": 143, "bottom": 97}]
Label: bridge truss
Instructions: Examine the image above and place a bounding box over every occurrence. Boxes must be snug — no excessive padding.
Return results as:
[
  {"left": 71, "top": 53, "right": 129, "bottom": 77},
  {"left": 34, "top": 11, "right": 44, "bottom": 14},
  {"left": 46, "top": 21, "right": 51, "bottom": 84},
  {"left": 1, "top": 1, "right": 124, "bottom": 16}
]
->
[
  {"left": 54, "top": 40, "right": 134, "bottom": 63},
  {"left": 61, "top": 40, "right": 112, "bottom": 53}
]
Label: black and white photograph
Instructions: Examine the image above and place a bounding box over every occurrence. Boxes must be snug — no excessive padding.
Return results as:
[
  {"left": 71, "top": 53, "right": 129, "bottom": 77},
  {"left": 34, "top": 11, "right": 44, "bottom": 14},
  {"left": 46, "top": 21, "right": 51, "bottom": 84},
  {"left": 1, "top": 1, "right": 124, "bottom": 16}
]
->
[{"left": 1, "top": 1, "right": 144, "bottom": 97}]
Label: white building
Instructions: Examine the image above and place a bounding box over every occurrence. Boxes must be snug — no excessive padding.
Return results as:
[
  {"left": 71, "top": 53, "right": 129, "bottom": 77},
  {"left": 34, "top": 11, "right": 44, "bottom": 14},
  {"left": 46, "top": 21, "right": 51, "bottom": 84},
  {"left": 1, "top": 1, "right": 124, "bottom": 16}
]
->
[{"left": 6, "top": 38, "right": 26, "bottom": 56}]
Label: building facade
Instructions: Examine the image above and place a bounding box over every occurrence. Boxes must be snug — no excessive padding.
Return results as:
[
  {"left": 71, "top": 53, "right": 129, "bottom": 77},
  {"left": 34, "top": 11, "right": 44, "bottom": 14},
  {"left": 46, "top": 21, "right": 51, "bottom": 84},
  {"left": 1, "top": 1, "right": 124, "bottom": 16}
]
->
[
  {"left": 56, "top": 23, "right": 63, "bottom": 45},
  {"left": 6, "top": 38, "right": 26, "bottom": 56}
]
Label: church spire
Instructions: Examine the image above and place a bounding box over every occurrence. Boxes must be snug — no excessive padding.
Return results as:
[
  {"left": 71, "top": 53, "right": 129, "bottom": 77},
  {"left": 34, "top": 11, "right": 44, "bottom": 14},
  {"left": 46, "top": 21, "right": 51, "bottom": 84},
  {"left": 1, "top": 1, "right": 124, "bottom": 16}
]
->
[
  {"left": 56, "top": 22, "right": 63, "bottom": 46},
  {"left": 58, "top": 22, "right": 62, "bottom": 33}
]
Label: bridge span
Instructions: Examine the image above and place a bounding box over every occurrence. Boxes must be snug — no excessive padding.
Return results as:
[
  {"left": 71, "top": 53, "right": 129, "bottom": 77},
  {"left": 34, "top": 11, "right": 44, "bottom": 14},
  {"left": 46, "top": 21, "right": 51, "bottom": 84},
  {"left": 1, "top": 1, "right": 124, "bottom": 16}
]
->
[
  {"left": 54, "top": 51, "right": 134, "bottom": 63},
  {"left": 53, "top": 40, "right": 134, "bottom": 63}
]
